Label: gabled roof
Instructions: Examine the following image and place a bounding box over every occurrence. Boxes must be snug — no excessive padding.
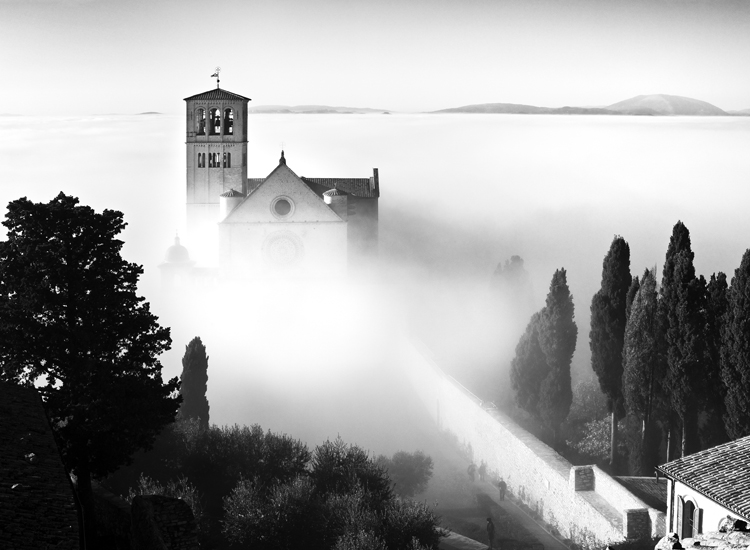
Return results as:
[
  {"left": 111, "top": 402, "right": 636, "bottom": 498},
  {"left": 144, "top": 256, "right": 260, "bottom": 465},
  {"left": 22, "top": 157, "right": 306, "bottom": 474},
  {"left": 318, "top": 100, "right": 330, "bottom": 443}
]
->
[
  {"left": 222, "top": 154, "right": 343, "bottom": 224},
  {"left": 657, "top": 435, "right": 750, "bottom": 520},
  {"left": 0, "top": 382, "right": 80, "bottom": 548},
  {"left": 303, "top": 178, "right": 377, "bottom": 198},
  {"left": 184, "top": 88, "right": 251, "bottom": 102}
]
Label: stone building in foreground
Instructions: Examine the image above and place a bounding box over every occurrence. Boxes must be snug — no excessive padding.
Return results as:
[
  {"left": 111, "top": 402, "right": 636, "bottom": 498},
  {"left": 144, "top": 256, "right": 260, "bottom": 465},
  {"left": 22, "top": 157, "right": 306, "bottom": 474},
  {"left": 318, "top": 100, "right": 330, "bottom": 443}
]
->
[{"left": 657, "top": 435, "right": 750, "bottom": 539}]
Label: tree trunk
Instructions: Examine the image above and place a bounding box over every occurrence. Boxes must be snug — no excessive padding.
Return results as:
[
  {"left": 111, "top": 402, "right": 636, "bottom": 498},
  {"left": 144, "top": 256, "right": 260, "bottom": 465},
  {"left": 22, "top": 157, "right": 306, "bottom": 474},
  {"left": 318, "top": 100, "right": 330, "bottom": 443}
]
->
[
  {"left": 610, "top": 410, "right": 618, "bottom": 472},
  {"left": 76, "top": 467, "right": 96, "bottom": 550},
  {"left": 681, "top": 421, "right": 687, "bottom": 458},
  {"left": 666, "top": 424, "right": 672, "bottom": 462}
]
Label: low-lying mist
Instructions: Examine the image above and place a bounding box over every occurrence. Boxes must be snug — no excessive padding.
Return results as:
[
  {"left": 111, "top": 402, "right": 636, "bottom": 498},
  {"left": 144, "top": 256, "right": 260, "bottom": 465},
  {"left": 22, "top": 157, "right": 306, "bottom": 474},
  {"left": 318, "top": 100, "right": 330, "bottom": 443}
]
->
[{"left": 2, "top": 112, "right": 749, "bottom": 456}]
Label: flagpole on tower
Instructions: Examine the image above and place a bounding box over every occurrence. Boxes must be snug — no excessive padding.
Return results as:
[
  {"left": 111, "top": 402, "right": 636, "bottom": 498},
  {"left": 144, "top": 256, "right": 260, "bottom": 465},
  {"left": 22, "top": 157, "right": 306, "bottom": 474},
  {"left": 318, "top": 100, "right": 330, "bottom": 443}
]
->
[{"left": 211, "top": 67, "right": 221, "bottom": 89}]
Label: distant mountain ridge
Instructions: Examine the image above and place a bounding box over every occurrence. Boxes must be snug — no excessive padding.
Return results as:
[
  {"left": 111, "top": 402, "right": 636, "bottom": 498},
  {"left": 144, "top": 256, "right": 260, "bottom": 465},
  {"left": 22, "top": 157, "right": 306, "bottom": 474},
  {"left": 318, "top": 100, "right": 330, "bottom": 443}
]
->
[
  {"left": 242, "top": 96, "right": 749, "bottom": 116},
  {"left": 432, "top": 94, "right": 748, "bottom": 116},
  {"left": 249, "top": 105, "right": 391, "bottom": 114}
]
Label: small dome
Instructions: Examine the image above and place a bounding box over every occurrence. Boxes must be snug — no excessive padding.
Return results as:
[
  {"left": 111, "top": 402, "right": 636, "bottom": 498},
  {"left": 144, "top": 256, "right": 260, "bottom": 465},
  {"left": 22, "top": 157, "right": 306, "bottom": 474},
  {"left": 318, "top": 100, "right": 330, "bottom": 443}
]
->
[
  {"left": 220, "top": 188, "right": 244, "bottom": 198},
  {"left": 164, "top": 235, "right": 191, "bottom": 264},
  {"left": 323, "top": 187, "right": 347, "bottom": 197}
]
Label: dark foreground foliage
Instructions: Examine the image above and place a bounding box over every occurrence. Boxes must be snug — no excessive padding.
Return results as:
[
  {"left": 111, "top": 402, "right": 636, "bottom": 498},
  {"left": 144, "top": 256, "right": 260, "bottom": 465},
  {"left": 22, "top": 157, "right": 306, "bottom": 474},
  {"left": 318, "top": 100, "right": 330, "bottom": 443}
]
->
[
  {"left": 108, "top": 425, "right": 442, "bottom": 549},
  {"left": 0, "top": 193, "right": 179, "bottom": 543},
  {"left": 224, "top": 439, "right": 441, "bottom": 550}
]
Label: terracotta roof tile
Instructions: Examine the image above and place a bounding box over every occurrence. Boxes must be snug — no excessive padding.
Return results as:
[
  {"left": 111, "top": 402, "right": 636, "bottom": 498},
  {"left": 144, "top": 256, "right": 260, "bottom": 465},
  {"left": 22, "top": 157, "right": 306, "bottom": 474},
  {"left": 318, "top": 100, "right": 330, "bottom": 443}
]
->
[
  {"left": 302, "top": 177, "right": 377, "bottom": 198},
  {"left": 184, "top": 88, "right": 251, "bottom": 102},
  {"left": 0, "top": 382, "right": 80, "bottom": 548},
  {"left": 657, "top": 435, "right": 750, "bottom": 519}
]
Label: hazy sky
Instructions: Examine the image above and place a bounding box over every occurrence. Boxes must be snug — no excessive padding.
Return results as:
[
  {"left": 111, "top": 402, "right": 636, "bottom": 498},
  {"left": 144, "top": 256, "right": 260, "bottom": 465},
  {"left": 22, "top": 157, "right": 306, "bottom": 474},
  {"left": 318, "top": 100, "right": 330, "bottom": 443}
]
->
[{"left": 2, "top": 0, "right": 749, "bottom": 114}]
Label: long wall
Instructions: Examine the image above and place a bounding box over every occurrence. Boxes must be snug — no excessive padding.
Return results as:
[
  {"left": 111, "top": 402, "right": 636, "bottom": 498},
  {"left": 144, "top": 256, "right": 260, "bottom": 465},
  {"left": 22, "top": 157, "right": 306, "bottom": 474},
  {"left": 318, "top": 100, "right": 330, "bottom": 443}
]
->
[{"left": 401, "top": 340, "right": 665, "bottom": 548}]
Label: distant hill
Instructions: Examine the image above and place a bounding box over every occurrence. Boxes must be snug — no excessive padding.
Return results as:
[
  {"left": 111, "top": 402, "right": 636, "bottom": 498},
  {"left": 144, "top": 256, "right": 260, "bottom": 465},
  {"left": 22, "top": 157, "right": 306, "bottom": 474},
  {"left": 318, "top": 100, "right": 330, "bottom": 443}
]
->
[
  {"left": 728, "top": 108, "right": 750, "bottom": 116},
  {"left": 433, "top": 94, "right": 735, "bottom": 116},
  {"left": 249, "top": 105, "right": 391, "bottom": 114},
  {"left": 606, "top": 94, "right": 727, "bottom": 116},
  {"left": 431, "top": 103, "right": 622, "bottom": 115}
]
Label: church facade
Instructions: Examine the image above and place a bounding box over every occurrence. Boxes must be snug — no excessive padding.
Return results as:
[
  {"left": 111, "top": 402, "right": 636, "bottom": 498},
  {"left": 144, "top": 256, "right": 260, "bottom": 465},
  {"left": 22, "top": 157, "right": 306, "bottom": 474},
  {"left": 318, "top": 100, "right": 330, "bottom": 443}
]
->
[{"left": 181, "top": 86, "right": 379, "bottom": 278}]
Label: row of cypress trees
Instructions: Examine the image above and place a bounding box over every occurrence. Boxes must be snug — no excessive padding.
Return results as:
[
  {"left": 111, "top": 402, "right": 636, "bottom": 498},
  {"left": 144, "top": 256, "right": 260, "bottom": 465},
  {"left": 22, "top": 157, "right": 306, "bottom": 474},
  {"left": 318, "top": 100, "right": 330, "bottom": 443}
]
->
[{"left": 590, "top": 222, "right": 750, "bottom": 474}]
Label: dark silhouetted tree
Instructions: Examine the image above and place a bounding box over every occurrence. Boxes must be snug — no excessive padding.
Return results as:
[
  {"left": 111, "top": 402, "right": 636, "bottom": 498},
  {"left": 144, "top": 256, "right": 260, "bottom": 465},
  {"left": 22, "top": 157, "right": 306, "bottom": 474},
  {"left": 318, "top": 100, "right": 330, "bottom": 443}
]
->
[
  {"left": 537, "top": 268, "right": 577, "bottom": 446},
  {"left": 179, "top": 336, "right": 210, "bottom": 430},
  {"left": 0, "top": 193, "right": 179, "bottom": 541},
  {"left": 659, "top": 222, "right": 706, "bottom": 457},
  {"left": 701, "top": 273, "right": 729, "bottom": 448},
  {"left": 589, "top": 236, "right": 631, "bottom": 469},
  {"left": 721, "top": 250, "right": 750, "bottom": 438},
  {"left": 622, "top": 269, "right": 663, "bottom": 474}
]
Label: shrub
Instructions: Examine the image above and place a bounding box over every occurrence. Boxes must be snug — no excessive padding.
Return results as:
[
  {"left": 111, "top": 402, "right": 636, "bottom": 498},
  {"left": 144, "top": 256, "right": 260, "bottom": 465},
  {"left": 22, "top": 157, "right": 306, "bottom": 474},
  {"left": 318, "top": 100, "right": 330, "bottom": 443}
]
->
[{"left": 376, "top": 450, "right": 434, "bottom": 498}]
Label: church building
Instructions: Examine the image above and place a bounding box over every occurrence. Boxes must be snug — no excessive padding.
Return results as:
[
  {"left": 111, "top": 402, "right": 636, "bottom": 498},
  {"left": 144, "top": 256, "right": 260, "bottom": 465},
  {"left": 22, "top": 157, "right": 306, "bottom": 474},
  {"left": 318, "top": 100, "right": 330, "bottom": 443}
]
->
[{"left": 180, "top": 85, "right": 380, "bottom": 278}]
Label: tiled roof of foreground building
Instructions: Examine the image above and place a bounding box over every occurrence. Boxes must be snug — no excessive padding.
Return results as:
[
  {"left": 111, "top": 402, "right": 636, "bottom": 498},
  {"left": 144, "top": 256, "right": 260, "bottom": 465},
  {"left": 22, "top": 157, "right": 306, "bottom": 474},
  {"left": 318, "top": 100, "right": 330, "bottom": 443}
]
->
[
  {"left": 0, "top": 382, "right": 80, "bottom": 549},
  {"left": 657, "top": 435, "right": 750, "bottom": 520}
]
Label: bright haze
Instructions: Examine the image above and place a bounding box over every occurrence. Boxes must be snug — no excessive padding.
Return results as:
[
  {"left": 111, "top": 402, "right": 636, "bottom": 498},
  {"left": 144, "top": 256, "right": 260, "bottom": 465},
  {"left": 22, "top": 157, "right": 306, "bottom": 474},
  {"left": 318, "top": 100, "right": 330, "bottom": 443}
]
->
[
  {"left": 2, "top": 0, "right": 750, "bottom": 455},
  {"left": 2, "top": 0, "right": 750, "bottom": 114}
]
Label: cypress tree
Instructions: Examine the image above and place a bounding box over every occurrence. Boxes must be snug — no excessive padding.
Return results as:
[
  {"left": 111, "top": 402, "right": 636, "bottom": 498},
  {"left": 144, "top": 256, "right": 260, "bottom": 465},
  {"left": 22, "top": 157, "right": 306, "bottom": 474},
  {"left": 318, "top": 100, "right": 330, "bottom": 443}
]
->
[
  {"left": 696, "top": 273, "right": 729, "bottom": 448},
  {"left": 510, "top": 313, "right": 549, "bottom": 418},
  {"left": 589, "top": 236, "right": 631, "bottom": 470},
  {"left": 179, "top": 337, "right": 210, "bottom": 430},
  {"left": 537, "top": 269, "right": 577, "bottom": 447},
  {"left": 625, "top": 275, "right": 640, "bottom": 322},
  {"left": 622, "top": 269, "right": 663, "bottom": 473},
  {"left": 659, "top": 222, "right": 705, "bottom": 457},
  {"left": 721, "top": 250, "right": 750, "bottom": 438}
]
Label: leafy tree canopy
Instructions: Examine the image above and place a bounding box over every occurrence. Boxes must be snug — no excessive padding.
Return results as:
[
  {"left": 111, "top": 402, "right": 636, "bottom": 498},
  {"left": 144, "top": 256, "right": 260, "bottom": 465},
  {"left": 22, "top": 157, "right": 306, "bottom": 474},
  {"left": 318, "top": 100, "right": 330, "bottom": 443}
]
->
[
  {"left": 0, "top": 193, "right": 178, "bottom": 481},
  {"left": 223, "top": 437, "right": 442, "bottom": 550}
]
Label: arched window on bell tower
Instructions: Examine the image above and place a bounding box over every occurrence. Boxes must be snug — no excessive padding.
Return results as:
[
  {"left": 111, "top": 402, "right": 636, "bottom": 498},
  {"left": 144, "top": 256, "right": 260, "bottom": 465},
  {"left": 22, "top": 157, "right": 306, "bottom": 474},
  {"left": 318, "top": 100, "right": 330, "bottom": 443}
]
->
[
  {"left": 196, "top": 109, "right": 206, "bottom": 136},
  {"left": 209, "top": 108, "right": 221, "bottom": 135},
  {"left": 223, "top": 108, "right": 234, "bottom": 135}
]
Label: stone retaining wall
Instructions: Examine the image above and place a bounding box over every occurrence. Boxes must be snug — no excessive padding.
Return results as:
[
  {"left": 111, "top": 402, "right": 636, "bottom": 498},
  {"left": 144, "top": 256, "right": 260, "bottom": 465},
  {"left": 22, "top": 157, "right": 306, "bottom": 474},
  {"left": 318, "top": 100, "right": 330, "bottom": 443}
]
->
[{"left": 402, "top": 340, "right": 665, "bottom": 548}]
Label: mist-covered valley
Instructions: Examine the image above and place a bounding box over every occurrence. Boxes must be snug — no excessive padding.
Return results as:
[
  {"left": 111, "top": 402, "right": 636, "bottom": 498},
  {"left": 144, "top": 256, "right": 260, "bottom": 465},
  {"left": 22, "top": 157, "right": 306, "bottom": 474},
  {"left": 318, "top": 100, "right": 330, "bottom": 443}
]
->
[{"left": 2, "top": 112, "right": 750, "bottom": 456}]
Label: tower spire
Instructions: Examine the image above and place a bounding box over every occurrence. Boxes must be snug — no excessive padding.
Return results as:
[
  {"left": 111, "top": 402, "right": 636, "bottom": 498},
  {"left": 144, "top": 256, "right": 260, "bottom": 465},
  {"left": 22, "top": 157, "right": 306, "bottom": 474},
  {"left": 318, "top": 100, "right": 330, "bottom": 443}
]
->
[{"left": 211, "top": 67, "right": 221, "bottom": 89}]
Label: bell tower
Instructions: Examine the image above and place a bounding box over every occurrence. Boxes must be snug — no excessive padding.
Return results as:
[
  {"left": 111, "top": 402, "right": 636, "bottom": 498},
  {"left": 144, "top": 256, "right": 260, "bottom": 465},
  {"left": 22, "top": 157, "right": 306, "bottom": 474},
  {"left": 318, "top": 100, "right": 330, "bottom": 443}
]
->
[{"left": 184, "top": 84, "right": 250, "bottom": 235}]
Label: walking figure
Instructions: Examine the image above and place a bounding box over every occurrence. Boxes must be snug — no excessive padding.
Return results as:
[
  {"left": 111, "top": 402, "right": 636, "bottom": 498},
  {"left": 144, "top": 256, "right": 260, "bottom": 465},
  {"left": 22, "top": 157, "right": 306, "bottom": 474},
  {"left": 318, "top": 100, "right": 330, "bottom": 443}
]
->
[
  {"left": 487, "top": 517, "right": 496, "bottom": 549},
  {"left": 467, "top": 463, "right": 477, "bottom": 482},
  {"left": 478, "top": 461, "right": 487, "bottom": 482},
  {"left": 498, "top": 477, "right": 507, "bottom": 501}
]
